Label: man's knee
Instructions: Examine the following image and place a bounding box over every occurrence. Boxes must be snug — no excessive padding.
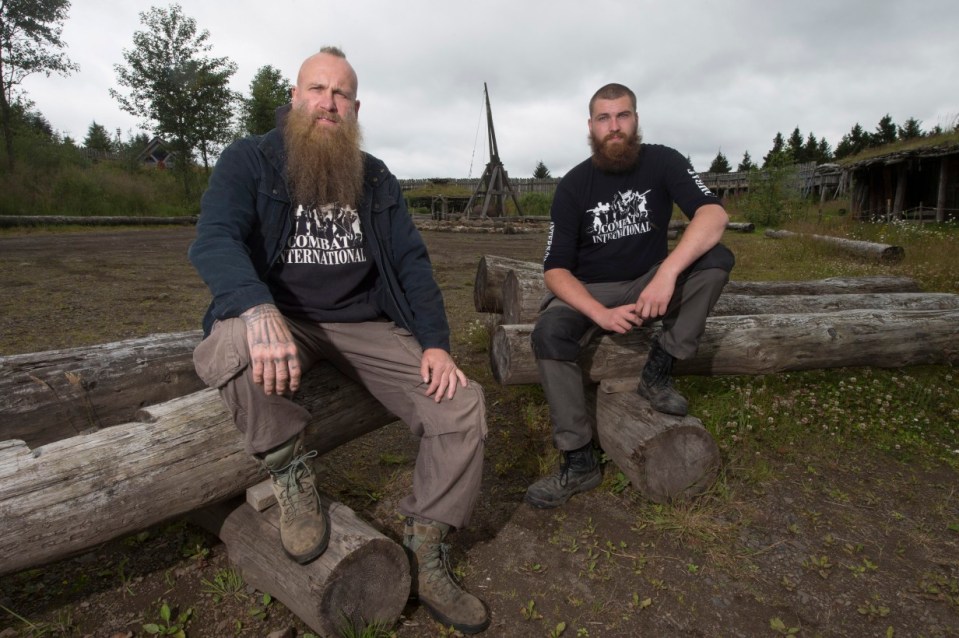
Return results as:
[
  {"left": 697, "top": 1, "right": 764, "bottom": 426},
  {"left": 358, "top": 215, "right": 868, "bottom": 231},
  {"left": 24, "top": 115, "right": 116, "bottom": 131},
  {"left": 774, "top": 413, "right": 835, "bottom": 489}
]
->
[{"left": 531, "top": 308, "right": 590, "bottom": 361}]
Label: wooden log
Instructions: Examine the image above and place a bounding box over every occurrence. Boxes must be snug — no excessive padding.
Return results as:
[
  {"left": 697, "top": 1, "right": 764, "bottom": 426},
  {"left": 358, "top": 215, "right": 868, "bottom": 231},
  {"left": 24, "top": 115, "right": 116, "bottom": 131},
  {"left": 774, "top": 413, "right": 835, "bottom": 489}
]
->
[
  {"left": 723, "top": 275, "right": 921, "bottom": 295},
  {"left": 595, "top": 379, "right": 720, "bottom": 503},
  {"left": 0, "top": 331, "right": 204, "bottom": 447},
  {"left": 491, "top": 308, "right": 959, "bottom": 385},
  {"left": 0, "top": 215, "right": 198, "bottom": 228},
  {"left": 502, "top": 265, "right": 933, "bottom": 324},
  {"left": 192, "top": 494, "right": 410, "bottom": 637},
  {"left": 726, "top": 222, "right": 755, "bottom": 232},
  {"left": 0, "top": 362, "right": 396, "bottom": 577},
  {"left": 473, "top": 254, "right": 542, "bottom": 313},
  {"left": 712, "top": 292, "right": 959, "bottom": 316},
  {"left": 764, "top": 229, "right": 905, "bottom": 262}
]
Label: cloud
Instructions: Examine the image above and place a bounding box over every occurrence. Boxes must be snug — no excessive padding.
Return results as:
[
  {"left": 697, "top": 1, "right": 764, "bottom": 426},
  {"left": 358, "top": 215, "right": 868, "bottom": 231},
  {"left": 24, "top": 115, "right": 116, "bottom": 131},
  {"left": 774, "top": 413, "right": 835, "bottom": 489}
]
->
[{"left": 19, "top": 0, "right": 959, "bottom": 176}]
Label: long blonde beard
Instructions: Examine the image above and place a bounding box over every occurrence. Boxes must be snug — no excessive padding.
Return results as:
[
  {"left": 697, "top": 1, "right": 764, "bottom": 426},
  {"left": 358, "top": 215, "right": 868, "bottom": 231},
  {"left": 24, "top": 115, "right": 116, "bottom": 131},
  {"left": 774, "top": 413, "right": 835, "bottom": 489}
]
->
[{"left": 283, "top": 105, "right": 365, "bottom": 210}]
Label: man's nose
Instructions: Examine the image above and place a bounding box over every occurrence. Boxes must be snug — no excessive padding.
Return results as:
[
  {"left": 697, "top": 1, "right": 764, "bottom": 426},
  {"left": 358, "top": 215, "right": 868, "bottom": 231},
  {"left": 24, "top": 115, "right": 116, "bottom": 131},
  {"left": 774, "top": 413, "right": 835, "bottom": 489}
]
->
[{"left": 317, "top": 90, "right": 337, "bottom": 113}]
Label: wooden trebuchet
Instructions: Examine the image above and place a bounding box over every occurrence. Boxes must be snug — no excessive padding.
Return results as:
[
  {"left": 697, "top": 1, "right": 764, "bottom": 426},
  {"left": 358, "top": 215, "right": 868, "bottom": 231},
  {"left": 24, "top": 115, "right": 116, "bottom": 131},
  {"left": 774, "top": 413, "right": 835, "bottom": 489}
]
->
[
  {"left": 490, "top": 308, "right": 959, "bottom": 385},
  {"left": 0, "top": 362, "right": 397, "bottom": 577},
  {"left": 192, "top": 494, "right": 410, "bottom": 637},
  {"left": 0, "top": 331, "right": 204, "bottom": 447},
  {"left": 502, "top": 267, "right": 936, "bottom": 324},
  {"left": 595, "top": 379, "right": 720, "bottom": 503},
  {"left": 764, "top": 229, "right": 905, "bottom": 262},
  {"left": 473, "top": 255, "right": 542, "bottom": 313}
]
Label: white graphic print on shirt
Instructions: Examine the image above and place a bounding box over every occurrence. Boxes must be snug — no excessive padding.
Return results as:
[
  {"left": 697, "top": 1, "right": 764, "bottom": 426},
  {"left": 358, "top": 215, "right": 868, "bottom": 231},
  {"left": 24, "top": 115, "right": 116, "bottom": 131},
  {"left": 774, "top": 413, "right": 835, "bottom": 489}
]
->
[
  {"left": 282, "top": 204, "right": 367, "bottom": 266},
  {"left": 586, "top": 188, "right": 653, "bottom": 244}
]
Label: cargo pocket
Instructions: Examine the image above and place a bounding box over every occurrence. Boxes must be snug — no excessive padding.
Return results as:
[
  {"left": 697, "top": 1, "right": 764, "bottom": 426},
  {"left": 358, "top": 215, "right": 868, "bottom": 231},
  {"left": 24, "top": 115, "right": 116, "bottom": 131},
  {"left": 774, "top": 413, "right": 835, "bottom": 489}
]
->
[{"left": 193, "top": 319, "right": 249, "bottom": 389}]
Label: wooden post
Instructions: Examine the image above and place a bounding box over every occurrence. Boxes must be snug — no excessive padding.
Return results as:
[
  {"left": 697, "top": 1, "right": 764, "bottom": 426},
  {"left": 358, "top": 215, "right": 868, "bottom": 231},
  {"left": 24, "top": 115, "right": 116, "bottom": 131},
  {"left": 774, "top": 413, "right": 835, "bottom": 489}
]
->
[
  {"left": 937, "top": 157, "right": 948, "bottom": 223},
  {"left": 893, "top": 163, "right": 907, "bottom": 219}
]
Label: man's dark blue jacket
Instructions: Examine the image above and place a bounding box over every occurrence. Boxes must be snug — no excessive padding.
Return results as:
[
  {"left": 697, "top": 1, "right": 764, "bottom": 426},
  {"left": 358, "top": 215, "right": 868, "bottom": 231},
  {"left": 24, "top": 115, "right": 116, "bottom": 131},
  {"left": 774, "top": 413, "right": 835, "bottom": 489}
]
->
[{"left": 188, "top": 126, "right": 451, "bottom": 352}]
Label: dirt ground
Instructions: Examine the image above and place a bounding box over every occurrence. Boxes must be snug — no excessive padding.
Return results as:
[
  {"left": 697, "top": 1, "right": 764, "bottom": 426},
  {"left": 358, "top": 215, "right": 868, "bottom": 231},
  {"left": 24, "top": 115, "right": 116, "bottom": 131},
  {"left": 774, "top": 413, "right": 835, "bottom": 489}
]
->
[{"left": 1, "top": 226, "right": 958, "bottom": 638}]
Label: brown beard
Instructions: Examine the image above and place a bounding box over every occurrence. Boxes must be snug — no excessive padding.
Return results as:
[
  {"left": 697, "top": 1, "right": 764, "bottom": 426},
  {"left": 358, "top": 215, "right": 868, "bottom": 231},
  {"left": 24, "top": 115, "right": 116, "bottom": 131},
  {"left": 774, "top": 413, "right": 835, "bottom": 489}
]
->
[
  {"left": 589, "top": 126, "right": 643, "bottom": 173},
  {"left": 283, "top": 105, "right": 364, "bottom": 210}
]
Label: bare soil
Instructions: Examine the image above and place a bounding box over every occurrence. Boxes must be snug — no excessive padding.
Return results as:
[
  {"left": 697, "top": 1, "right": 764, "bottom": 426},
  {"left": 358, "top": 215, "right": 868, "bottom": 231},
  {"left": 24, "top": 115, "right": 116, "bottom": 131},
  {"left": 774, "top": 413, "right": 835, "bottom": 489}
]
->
[{"left": 1, "top": 227, "right": 958, "bottom": 638}]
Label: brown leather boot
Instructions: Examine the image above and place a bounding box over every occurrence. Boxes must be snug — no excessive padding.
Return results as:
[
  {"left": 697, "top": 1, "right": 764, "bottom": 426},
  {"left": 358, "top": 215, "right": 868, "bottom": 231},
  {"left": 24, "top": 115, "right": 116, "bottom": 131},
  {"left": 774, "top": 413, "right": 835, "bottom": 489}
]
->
[
  {"left": 265, "top": 439, "right": 329, "bottom": 564},
  {"left": 403, "top": 517, "right": 490, "bottom": 634}
]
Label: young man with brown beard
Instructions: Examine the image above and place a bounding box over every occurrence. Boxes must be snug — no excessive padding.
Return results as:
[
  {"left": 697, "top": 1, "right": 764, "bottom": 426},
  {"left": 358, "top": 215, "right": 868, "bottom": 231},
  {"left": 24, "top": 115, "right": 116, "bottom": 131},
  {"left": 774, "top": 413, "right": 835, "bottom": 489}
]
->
[
  {"left": 525, "top": 83, "right": 734, "bottom": 509},
  {"left": 189, "top": 47, "right": 490, "bottom": 634}
]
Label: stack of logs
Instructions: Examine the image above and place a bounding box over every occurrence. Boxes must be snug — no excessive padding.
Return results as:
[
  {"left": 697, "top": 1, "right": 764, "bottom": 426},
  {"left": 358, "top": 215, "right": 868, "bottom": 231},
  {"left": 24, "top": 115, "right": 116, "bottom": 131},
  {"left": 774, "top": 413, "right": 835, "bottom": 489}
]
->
[
  {"left": 0, "top": 342, "right": 408, "bottom": 636},
  {"left": 474, "top": 254, "right": 959, "bottom": 502}
]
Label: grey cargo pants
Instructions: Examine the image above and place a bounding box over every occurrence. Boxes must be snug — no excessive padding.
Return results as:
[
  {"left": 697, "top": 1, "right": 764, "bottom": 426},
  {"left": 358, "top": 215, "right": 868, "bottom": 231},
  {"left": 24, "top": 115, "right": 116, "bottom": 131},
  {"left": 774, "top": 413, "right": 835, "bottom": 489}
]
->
[{"left": 531, "top": 259, "right": 729, "bottom": 452}]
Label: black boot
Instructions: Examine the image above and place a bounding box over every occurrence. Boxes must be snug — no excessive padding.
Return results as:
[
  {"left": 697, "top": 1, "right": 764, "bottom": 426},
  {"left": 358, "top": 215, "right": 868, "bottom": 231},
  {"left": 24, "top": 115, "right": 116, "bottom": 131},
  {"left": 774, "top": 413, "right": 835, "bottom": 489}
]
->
[
  {"left": 524, "top": 442, "right": 602, "bottom": 509},
  {"left": 637, "top": 340, "right": 689, "bottom": 416}
]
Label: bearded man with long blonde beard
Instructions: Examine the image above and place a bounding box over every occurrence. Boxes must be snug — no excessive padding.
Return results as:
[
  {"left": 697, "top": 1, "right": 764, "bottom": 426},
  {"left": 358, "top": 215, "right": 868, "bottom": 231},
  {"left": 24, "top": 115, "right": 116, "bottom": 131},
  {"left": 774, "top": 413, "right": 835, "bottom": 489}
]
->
[{"left": 189, "top": 47, "right": 490, "bottom": 634}]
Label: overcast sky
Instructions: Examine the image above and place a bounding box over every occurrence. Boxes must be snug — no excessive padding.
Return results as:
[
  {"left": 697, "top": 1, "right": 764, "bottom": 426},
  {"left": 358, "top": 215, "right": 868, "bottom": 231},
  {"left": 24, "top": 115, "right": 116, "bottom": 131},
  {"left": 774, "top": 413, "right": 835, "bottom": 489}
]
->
[{"left": 22, "top": 0, "right": 959, "bottom": 178}]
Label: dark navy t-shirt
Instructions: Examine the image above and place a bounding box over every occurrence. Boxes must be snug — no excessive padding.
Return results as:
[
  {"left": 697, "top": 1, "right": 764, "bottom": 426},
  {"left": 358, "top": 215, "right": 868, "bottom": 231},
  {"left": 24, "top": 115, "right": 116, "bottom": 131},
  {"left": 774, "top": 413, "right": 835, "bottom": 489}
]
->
[{"left": 543, "top": 144, "right": 720, "bottom": 283}]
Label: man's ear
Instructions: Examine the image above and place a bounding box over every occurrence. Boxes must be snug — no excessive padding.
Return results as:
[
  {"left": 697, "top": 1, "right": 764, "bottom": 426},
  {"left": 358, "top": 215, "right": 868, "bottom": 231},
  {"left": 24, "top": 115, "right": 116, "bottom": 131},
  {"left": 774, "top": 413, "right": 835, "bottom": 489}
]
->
[{"left": 354, "top": 100, "right": 361, "bottom": 118}]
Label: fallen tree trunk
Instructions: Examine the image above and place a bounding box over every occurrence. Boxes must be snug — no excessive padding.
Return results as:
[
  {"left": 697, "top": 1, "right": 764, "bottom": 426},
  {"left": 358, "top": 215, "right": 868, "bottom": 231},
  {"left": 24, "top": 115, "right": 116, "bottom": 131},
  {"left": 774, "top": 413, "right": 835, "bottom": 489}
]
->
[
  {"left": 489, "top": 256, "right": 923, "bottom": 322},
  {"left": 192, "top": 494, "right": 410, "bottom": 637},
  {"left": 722, "top": 275, "right": 921, "bottom": 295},
  {"left": 491, "top": 308, "right": 959, "bottom": 385},
  {"left": 595, "top": 379, "right": 720, "bottom": 503},
  {"left": 0, "top": 362, "right": 396, "bottom": 577},
  {"left": 473, "top": 255, "right": 542, "bottom": 313},
  {"left": 502, "top": 266, "right": 936, "bottom": 324},
  {"left": 0, "top": 331, "right": 204, "bottom": 447},
  {"left": 0, "top": 215, "right": 198, "bottom": 228},
  {"left": 765, "top": 229, "right": 905, "bottom": 262}
]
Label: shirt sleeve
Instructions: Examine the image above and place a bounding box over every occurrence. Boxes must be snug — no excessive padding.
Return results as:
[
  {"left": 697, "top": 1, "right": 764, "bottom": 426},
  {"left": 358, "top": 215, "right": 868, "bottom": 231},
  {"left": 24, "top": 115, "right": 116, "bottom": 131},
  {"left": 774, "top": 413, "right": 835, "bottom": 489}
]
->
[
  {"left": 543, "top": 179, "right": 581, "bottom": 272},
  {"left": 662, "top": 147, "right": 721, "bottom": 218}
]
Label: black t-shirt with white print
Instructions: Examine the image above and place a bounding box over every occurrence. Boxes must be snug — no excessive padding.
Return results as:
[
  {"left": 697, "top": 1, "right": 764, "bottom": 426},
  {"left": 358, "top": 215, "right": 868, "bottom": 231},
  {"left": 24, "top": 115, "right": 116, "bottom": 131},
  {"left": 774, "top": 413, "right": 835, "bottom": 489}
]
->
[
  {"left": 543, "top": 144, "right": 720, "bottom": 283},
  {"left": 268, "top": 202, "right": 382, "bottom": 322}
]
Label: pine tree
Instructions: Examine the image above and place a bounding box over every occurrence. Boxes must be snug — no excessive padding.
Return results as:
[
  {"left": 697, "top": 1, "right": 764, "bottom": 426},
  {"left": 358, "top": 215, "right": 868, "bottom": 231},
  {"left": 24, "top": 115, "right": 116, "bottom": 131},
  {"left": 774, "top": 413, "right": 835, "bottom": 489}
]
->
[
  {"left": 834, "top": 123, "right": 870, "bottom": 159},
  {"left": 786, "top": 127, "right": 804, "bottom": 162},
  {"left": 763, "top": 132, "right": 785, "bottom": 167},
  {"left": 872, "top": 114, "right": 898, "bottom": 147},
  {"left": 533, "top": 160, "right": 551, "bottom": 179},
  {"left": 737, "top": 151, "right": 756, "bottom": 172},
  {"left": 708, "top": 151, "right": 731, "bottom": 173},
  {"left": 897, "top": 117, "right": 923, "bottom": 140},
  {"left": 83, "top": 121, "right": 114, "bottom": 154}
]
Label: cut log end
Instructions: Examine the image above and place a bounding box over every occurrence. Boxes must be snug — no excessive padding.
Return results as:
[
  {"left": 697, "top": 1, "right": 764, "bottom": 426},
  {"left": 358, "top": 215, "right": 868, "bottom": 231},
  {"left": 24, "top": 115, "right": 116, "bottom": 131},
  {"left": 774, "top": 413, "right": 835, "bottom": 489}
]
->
[
  {"left": 636, "top": 424, "right": 721, "bottom": 504},
  {"left": 597, "top": 385, "right": 721, "bottom": 504}
]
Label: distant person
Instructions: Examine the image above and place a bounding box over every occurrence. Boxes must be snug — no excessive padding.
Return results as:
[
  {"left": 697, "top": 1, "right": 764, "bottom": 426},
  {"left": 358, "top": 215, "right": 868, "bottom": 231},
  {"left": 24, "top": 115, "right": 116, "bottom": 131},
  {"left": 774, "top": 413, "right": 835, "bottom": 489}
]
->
[
  {"left": 189, "top": 47, "right": 490, "bottom": 634},
  {"left": 526, "top": 83, "right": 734, "bottom": 509}
]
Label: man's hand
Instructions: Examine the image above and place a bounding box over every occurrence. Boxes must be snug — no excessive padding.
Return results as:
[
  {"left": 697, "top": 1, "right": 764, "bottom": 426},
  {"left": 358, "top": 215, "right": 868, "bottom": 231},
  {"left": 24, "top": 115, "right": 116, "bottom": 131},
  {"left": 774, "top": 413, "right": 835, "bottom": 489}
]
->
[
  {"left": 593, "top": 304, "right": 643, "bottom": 333},
  {"left": 240, "top": 304, "right": 301, "bottom": 396},
  {"left": 421, "top": 347, "right": 468, "bottom": 402},
  {"left": 635, "top": 270, "right": 677, "bottom": 321}
]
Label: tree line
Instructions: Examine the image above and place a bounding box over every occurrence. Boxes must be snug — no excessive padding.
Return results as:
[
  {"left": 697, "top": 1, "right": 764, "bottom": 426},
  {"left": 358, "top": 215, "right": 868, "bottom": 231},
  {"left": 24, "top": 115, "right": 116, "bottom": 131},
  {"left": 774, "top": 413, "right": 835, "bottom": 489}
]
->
[
  {"left": 0, "top": 1, "right": 293, "bottom": 197},
  {"left": 707, "top": 113, "right": 954, "bottom": 174},
  {"left": 4, "top": 1, "right": 957, "bottom": 193}
]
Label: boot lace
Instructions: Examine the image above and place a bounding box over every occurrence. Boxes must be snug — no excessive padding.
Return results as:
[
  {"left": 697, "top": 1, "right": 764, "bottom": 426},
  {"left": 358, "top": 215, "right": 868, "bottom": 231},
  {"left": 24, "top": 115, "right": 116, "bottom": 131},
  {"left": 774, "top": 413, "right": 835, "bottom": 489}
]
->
[
  {"left": 274, "top": 450, "right": 319, "bottom": 522},
  {"left": 423, "top": 542, "right": 462, "bottom": 590}
]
